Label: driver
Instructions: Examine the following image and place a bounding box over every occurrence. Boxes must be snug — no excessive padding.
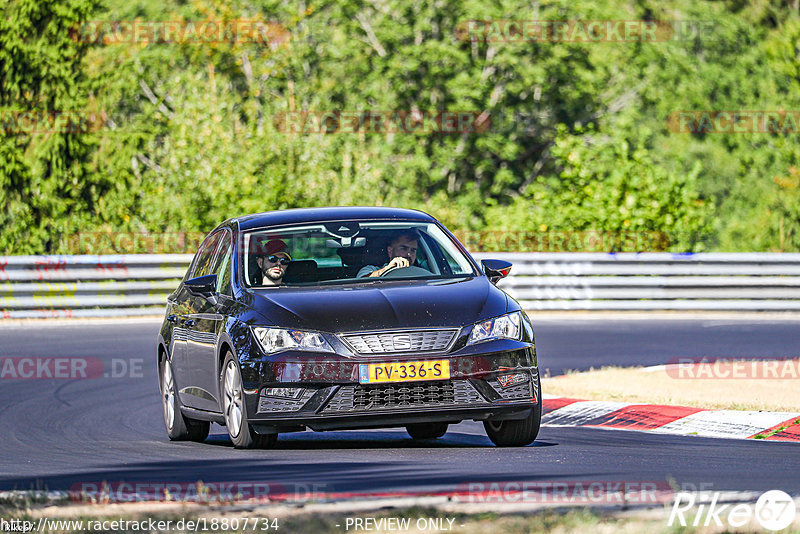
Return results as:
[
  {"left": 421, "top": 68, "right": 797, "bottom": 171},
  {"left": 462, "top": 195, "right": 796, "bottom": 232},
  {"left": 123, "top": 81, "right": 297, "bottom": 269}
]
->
[
  {"left": 358, "top": 230, "right": 419, "bottom": 278},
  {"left": 256, "top": 239, "right": 292, "bottom": 285}
]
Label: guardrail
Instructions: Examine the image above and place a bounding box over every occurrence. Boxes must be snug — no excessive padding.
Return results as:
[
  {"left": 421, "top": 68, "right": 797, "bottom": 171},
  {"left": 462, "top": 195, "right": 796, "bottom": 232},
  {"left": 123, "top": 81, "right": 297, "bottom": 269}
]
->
[
  {"left": 0, "top": 255, "right": 192, "bottom": 318},
  {"left": 475, "top": 252, "right": 800, "bottom": 311},
  {"left": 2, "top": 253, "right": 800, "bottom": 318}
]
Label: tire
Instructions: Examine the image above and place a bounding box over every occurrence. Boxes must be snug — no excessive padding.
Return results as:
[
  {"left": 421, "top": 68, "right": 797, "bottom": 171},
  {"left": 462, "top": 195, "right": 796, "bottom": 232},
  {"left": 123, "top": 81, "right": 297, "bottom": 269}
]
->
[
  {"left": 406, "top": 422, "right": 448, "bottom": 440},
  {"left": 160, "top": 358, "right": 210, "bottom": 442},
  {"left": 221, "top": 353, "right": 277, "bottom": 449},
  {"left": 484, "top": 382, "right": 542, "bottom": 447},
  {"left": 185, "top": 419, "right": 210, "bottom": 442}
]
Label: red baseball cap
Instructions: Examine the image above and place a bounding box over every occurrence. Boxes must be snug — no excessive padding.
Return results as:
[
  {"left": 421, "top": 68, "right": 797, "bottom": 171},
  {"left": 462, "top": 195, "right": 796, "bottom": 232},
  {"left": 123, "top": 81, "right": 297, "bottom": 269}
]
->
[{"left": 261, "top": 239, "right": 292, "bottom": 260}]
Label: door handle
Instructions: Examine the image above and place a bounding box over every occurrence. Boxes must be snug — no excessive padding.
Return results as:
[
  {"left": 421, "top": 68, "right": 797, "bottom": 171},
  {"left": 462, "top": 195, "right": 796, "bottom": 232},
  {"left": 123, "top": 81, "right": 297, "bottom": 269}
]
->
[
  {"left": 183, "top": 318, "right": 196, "bottom": 327},
  {"left": 167, "top": 314, "right": 178, "bottom": 323}
]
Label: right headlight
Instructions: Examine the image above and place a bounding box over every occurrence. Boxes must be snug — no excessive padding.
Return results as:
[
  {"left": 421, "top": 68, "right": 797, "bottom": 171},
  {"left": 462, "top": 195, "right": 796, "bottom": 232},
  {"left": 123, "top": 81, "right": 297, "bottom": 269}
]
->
[
  {"left": 252, "top": 327, "right": 334, "bottom": 354},
  {"left": 467, "top": 312, "right": 522, "bottom": 345}
]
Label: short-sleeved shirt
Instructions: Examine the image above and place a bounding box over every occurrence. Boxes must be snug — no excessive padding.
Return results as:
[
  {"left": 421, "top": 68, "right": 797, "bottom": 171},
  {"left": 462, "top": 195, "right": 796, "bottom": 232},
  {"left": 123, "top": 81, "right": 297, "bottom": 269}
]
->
[{"left": 357, "top": 263, "right": 386, "bottom": 278}]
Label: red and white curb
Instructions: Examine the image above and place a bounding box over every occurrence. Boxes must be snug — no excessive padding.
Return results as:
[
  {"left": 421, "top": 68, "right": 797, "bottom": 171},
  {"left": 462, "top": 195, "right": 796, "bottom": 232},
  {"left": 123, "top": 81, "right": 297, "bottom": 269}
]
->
[{"left": 542, "top": 395, "right": 800, "bottom": 442}]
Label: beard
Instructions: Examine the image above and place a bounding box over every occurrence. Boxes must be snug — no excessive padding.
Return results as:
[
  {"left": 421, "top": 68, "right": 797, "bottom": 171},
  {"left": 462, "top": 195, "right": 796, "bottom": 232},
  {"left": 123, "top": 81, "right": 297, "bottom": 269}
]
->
[{"left": 265, "top": 268, "right": 283, "bottom": 283}]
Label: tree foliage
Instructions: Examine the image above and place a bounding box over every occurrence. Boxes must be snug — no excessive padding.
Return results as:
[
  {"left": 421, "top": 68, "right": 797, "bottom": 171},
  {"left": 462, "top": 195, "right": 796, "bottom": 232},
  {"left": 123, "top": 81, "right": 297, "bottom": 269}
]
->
[
  {"left": 1, "top": 0, "right": 102, "bottom": 254},
  {"left": 1, "top": 0, "right": 799, "bottom": 253}
]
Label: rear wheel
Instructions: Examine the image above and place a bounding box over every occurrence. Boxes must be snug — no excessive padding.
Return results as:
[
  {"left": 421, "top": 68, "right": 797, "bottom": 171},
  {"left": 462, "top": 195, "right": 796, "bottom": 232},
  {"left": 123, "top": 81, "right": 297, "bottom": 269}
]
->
[
  {"left": 160, "top": 358, "right": 209, "bottom": 442},
  {"left": 406, "top": 422, "right": 448, "bottom": 440},
  {"left": 221, "top": 353, "right": 277, "bottom": 449},
  {"left": 484, "top": 382, "right": 541, "bottom": 447}
]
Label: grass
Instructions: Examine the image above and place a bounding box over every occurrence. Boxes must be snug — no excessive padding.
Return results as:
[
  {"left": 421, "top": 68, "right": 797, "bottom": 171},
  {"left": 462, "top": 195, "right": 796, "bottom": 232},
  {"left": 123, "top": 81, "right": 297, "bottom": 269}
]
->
[{"left": 753, "top": 417, "right": 800, "bottom": 439}]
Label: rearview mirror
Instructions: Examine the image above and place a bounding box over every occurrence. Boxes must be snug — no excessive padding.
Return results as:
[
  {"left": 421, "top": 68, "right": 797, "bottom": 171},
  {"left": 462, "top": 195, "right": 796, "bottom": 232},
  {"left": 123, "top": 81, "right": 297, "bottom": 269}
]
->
[
  {"left": 481, "top": 259, "right": 512, "bottom": 285},
  {"left": 325, "top": 236, "right": 366, "bottom": 248}
]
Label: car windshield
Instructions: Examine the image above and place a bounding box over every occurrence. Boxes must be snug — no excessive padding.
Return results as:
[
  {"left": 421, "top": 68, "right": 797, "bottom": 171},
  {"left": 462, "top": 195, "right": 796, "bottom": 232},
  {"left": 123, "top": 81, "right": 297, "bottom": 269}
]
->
[{"left": 240, "top": 220, "right": 478, "bottom": 287}]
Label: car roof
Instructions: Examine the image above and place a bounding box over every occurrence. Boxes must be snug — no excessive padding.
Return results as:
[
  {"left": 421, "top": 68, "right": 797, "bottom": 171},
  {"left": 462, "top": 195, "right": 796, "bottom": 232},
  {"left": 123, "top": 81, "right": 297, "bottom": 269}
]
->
[{"left": 231, "top": 207, "right": 436, "bottom": 232}]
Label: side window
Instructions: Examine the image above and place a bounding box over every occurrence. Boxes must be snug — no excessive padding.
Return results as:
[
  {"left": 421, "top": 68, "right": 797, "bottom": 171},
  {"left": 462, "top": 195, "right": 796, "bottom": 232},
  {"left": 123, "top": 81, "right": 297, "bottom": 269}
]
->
[
  {"left": 442, "top": 248, "right": 468, "bottom": 274},
  {"left": 191, "top": 231, "right": 224, "bottom": 278},
  {"left": 414, "top": 233, "right": 436, "bottom": 274},
  {"left": 420, "top": 233, "right": 451, "bottom": 275},
  {"left": 213, "top": 232, "right": 233, "bottom": 295},
  {"left": 215, "top": 249, "right": 232, "bottom": 295}
]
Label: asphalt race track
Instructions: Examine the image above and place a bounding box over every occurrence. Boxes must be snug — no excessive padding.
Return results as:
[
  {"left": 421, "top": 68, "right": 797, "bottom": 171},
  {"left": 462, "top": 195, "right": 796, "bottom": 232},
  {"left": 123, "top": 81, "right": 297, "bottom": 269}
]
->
[
  {"left": 1, "top": 318, "right": 800, "bottom": 496},
  {"left": 532, "top": 317, "right": 800, "bottom": 376}
]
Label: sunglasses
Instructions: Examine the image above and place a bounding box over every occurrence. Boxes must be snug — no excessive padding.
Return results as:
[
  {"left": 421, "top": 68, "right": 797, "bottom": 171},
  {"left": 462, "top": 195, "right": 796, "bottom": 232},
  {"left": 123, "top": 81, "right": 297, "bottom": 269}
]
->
[{"left": 266, "top": 255, "right": 290, "bottom": 266}]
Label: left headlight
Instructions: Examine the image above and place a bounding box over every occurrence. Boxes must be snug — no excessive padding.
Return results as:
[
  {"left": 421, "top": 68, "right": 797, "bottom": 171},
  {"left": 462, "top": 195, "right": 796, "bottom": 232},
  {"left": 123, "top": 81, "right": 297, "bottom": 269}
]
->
[
  {"left": 253, "top": 327, "right": 334, "bottom": 354},
  {"left": 468, "top": 312, "right": 522, "bottom": 345}
]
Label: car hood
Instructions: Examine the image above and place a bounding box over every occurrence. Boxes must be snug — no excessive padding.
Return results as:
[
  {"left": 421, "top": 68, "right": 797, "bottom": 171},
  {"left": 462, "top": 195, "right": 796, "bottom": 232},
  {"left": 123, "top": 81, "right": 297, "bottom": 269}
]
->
[{"left": 247, "top": 276, "right": 508, "bottom": 331}]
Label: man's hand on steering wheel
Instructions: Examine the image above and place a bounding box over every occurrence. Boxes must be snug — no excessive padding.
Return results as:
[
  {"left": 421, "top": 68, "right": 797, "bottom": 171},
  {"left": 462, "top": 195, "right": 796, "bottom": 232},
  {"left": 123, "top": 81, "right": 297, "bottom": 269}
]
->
[
  {"left": 381, "top": 256, "right": 410, "bottom": 275},
  {"left": 373, "top": 256, "right": 410, "bottom": 277}
]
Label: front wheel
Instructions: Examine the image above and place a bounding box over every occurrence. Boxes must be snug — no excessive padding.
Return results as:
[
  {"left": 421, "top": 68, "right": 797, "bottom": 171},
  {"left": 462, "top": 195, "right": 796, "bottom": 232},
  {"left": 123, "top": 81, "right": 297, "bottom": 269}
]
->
[
  {"left": 484, "top": 382, "right": 541, "bottom": 447},
  {"left": 160, "top": 358, "right": 209, "bottom": 442},
  {"left": 221, "top": 353, "right": 277, "bottom": 449}
]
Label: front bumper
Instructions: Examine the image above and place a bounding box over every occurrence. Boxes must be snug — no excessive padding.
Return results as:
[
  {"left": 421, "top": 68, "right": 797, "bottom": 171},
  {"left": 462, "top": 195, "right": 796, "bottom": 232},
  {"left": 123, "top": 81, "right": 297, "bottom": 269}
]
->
[{"left": 239, "top": 345, "right": 539, "bottom": 433}]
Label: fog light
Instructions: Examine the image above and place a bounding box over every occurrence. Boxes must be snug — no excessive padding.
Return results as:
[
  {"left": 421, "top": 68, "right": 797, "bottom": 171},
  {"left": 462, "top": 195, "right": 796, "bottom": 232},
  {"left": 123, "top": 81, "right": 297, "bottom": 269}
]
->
[
  {"left": 261, "top": 387, "right": 303, "bottom": 399},
  {"left": 496, "top": 372, "right": 528, "bottom": 388}
]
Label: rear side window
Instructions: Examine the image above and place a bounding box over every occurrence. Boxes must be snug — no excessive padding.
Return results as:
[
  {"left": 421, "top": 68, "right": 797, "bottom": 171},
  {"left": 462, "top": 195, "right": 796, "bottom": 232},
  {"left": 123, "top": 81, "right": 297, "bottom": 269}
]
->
[{"left": 191, "top": 231, "right": 224, "bottom": 278}]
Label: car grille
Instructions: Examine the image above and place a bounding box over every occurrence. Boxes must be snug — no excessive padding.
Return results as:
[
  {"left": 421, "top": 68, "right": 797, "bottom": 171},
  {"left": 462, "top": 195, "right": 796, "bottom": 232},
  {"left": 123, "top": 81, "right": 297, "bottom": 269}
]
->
[
  {"left": 354, "top": 381, "right": 455, "bottom": 409},
  {"left": 340, "top": 329, "right": 458, "bottom": 355},
  {"left": 256, "top": 390, "right": 316, "bottom": 414},
  {"left": 491, "top": 379, "right": 533, "bottom": 400},
  {"left": 321, "top": 380, "right": 488, "bottom": 413}
]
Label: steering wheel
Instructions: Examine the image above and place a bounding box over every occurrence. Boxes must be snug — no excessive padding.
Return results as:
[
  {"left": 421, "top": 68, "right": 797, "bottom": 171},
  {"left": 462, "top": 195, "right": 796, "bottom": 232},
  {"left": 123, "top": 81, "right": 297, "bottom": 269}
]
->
[
  {"left": 379, "top": 264, "right": 401, "bottom": 277},
  {"left": 379, "top": 265, "right": 431, "bottom": 278}
]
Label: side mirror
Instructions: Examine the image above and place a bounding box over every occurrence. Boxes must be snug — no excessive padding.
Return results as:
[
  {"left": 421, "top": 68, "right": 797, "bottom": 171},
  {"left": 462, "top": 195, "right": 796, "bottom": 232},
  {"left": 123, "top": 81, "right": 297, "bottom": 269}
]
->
[
  {"left": 185, "top": 274, "right": 218, "bottom": 299},
  {"left": 481, "top": 259, "right": 512, "bottom": 285}
]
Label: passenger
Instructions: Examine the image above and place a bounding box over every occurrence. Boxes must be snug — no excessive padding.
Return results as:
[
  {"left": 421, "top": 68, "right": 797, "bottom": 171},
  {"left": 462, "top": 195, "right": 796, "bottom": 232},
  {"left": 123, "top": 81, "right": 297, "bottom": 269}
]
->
[
  {"left": 256, "top": 239, "right": 292, "bottom": 285},
  {"left": 358, "top": 230, "right": 419, "bottom": 278}
]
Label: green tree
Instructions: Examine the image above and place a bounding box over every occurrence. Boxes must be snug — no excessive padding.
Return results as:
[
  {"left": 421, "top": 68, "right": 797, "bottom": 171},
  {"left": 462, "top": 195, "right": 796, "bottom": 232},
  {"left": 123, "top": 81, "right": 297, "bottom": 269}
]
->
[
  {"left": 4, "top": 0, "right": 800, "bottom": 254},
  {"left": 0, "top": 0, "right": 102, "bottom": 254}
]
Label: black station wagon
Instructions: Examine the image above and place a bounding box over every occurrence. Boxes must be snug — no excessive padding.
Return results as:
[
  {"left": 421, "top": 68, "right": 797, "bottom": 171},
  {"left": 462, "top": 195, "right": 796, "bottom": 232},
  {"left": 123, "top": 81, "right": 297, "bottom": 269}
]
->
[{"left": 157, "top": 207, "right": 541, "bottom": 448}]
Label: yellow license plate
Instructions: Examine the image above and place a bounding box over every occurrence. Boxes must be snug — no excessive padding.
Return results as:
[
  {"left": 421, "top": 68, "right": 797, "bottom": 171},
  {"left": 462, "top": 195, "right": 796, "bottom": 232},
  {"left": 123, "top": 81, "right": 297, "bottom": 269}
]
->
[{"left": 359, "top": 360, "right": 450, "bottom": 384}]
